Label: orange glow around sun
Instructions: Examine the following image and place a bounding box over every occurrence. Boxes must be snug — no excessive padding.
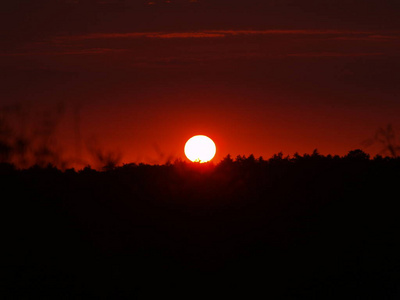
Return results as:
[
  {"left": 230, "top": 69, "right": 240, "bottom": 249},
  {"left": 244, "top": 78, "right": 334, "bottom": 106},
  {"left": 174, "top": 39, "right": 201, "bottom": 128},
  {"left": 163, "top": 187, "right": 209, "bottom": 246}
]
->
[{"left": 184, "top": 135, "right": 216, "bottom": 163}]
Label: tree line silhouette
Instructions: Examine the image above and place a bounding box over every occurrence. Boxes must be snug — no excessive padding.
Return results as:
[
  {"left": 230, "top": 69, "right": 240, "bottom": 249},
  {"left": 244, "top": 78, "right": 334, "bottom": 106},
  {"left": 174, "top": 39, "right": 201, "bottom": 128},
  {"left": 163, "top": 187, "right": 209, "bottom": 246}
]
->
[
  {"left": 1, "top": 150, "right": 400, "bottom": 298},
  {"left": 2, "top": 103, "right": 400, "bottom": 170}
]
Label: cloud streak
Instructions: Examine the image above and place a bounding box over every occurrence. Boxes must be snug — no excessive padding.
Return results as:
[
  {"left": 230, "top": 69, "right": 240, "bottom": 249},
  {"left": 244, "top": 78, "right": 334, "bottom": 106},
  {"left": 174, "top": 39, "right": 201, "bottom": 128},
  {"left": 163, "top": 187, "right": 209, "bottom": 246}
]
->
[
  {"left": 56, "top": 29, "right": 392, "bottom": 41},
  {"left": 287, "top": 52, "right": 384, "bottom": 57},
  {"left": 0, "top": 48, "right": 126, "bottom": 57},
  {"left": 328, "top": 35, "right": 399, "bottom": 41},
  {"left": 3, "top": 29, "right": 397, "bottom": 67}
]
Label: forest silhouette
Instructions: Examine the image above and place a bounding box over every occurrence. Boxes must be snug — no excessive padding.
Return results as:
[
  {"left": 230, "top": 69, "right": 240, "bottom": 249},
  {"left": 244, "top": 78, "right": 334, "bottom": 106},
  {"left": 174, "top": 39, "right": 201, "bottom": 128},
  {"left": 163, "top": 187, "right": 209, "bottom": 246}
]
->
[{"left": 1, "top": 151, "right": 400, "bottom": 298}]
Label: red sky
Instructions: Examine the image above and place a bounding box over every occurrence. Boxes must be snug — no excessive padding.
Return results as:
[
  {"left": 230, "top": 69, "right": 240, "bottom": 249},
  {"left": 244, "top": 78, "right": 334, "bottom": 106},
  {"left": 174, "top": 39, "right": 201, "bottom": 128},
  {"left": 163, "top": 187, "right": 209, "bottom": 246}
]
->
[{"left": 1, "top": 0, "right": 400, "bottom": 167}]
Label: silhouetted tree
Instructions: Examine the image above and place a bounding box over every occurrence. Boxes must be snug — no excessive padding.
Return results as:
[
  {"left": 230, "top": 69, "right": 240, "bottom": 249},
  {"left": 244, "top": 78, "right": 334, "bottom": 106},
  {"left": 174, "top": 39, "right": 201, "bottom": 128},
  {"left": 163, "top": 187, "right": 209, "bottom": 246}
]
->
[
  {"left": 218, "top": 154, "right": 234, "bottom": 169},
  {"left": 246, "top": 154, "right": 256, "bottom": 163},
  {"left": 344, "top": 149, "right": 370, "bottom": 161},
  {"left": 363, "top": 124, "right": 400, "bottom": 157},
  {"left": 87, "top": 138, "right": 122, "bottom": 171}
]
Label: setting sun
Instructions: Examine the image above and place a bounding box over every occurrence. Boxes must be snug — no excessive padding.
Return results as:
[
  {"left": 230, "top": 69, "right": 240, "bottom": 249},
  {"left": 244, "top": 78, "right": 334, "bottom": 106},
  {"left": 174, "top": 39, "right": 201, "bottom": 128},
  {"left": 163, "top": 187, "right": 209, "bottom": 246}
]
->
[{"left": 184, "top": 135, "right": 216, "bottom": 163}]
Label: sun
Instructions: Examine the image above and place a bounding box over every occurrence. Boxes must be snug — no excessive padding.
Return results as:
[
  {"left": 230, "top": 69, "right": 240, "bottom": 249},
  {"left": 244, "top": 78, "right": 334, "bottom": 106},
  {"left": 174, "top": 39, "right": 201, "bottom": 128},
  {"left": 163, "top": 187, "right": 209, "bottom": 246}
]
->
[{"left": 184, "top": 135, "right": 216, "bottom": 163}]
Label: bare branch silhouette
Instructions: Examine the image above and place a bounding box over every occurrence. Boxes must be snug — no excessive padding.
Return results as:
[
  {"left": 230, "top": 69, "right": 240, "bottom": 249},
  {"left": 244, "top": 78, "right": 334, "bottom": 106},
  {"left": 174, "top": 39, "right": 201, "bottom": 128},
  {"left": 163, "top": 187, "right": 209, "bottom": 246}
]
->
[{"left": 363, "top": 124, "right": 400, "bottom": 157}]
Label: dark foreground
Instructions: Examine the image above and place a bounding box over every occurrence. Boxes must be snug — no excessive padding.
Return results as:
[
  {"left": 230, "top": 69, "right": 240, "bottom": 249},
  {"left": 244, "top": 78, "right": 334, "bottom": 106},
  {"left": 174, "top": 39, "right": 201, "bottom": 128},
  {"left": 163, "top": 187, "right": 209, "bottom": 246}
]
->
[{"left": 1, "top": 152, "right": 400, "bottom": 299}]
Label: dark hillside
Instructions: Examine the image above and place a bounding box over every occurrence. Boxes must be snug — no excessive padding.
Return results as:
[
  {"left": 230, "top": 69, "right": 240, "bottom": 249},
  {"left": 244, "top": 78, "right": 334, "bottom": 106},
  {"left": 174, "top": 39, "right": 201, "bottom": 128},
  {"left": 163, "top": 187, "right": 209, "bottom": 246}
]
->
[{"left": 1, "top": 152, "right": 400, "bottom": 298}]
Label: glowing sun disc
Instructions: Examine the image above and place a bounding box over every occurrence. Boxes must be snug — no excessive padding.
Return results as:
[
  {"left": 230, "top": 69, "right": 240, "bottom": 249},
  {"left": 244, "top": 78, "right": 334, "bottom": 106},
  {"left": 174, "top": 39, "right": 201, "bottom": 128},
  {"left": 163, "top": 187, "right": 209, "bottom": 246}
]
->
[{"left": 184, "top": 135, "right": 216, "bottom": 163}]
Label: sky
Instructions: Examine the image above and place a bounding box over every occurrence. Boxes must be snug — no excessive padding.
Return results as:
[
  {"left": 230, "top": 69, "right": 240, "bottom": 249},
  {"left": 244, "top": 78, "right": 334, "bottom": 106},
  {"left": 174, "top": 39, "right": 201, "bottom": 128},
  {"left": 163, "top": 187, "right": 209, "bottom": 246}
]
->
[{"left": 1, "top": 0, "right": 400, "bottom": 167}]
